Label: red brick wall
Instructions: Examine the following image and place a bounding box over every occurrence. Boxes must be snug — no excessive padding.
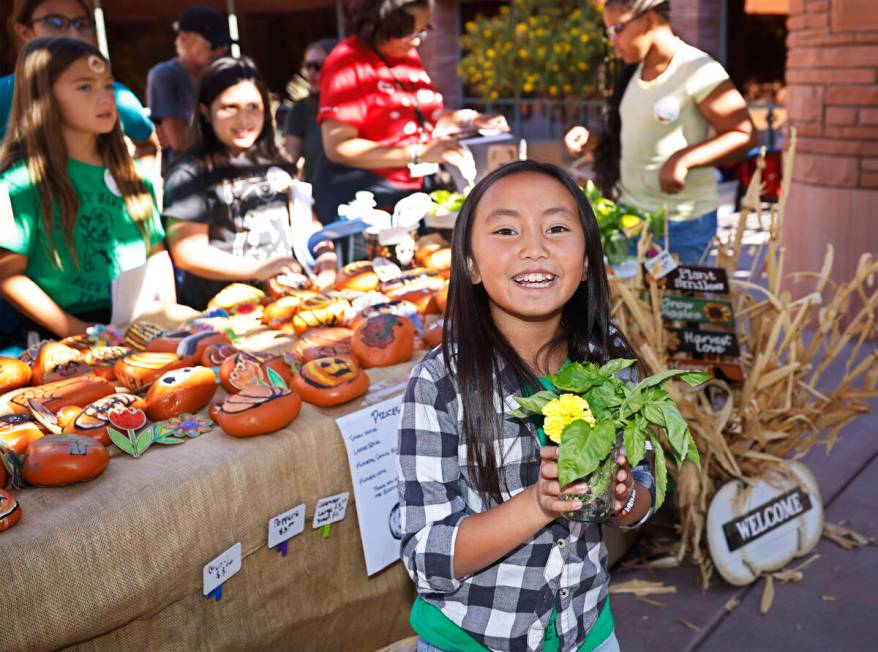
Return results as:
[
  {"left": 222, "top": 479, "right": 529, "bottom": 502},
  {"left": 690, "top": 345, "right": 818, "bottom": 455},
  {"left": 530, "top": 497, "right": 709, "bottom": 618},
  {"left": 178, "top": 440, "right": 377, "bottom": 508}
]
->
[
  {"left": 670, "top": 0, "right": 723, "bottom": 61},
  {"left": 783, "top": 0, "right": 878, "bottom": 321},
  {"left": 420, "top": 0, "right": 462, "bottom": 109}
]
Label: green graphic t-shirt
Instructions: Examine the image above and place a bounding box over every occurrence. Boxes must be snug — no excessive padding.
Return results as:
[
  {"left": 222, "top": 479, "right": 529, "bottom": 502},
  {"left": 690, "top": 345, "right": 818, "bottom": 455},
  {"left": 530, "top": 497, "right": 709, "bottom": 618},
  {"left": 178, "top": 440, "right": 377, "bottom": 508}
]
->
[{"left": 0, "top": 158, "right": 164, "bottom": 314}]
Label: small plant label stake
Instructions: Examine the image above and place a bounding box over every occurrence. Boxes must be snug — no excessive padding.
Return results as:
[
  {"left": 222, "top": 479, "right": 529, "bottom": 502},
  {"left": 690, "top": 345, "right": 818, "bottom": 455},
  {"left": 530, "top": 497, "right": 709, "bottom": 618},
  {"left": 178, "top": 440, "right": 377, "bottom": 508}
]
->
[
  {"left": 268, "top": 503, "right": 306, "bottom": 557},
  {"left": 312, "top": 492, "right": 349, "bottom": 539},
  {"left": 644, "top": 250, "right": 677, "bottom": 280},
  {"left": 203, "top": 542, "right": 242, "bottom": 602}
]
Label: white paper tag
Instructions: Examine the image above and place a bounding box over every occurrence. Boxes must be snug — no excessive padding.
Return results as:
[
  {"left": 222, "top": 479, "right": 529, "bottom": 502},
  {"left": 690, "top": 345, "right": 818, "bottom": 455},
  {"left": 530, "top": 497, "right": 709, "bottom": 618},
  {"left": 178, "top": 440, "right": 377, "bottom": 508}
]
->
[
  {"left": 312, "top": 492, "right": 349, "bottom": 529},
  {"left": 372, "top": 257, "right": 402, "bottom": 283},
  {"left": 203, "top": 542, "right": 242, "bottom": 596},
  {"left": 268, "top": 503, "right": 306, "bottom": 549},
  {"left": 644, "top": 249, "right": 678, "bottom": 280}
]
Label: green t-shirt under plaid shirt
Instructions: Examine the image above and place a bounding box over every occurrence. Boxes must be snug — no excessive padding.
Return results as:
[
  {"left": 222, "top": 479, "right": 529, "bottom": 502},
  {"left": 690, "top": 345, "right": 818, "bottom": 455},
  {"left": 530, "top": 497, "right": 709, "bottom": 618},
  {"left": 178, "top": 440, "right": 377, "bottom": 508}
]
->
[{"left": 0, "top": 158, "right": 164, "bottom": 314}]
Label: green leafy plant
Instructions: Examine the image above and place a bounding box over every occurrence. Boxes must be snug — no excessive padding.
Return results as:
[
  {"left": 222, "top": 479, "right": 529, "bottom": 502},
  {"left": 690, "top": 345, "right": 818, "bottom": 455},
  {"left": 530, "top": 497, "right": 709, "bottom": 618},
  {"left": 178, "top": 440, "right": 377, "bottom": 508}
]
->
[
  {"left": 583, "top": 181, "right": 666, "bottom": 266},
  {"left": 511, "top": 359, "right": 708, "bottom": 509}
]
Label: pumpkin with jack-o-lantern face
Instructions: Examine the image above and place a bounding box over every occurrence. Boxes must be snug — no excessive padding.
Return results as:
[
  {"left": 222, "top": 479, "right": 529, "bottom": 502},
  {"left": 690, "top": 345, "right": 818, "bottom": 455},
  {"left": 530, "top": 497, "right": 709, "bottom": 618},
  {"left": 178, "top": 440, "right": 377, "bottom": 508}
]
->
[{"left": 291, "top": 356, "right": 370, "bottom": 407}]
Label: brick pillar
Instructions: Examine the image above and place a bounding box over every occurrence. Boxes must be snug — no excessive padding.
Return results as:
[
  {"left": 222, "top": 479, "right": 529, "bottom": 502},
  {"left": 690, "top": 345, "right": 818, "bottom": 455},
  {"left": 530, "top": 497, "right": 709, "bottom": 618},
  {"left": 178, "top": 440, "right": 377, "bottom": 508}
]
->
[
  {"left": 670, "top": 0, "right": 723, "bottom": 61},
  {"left": 420, "top": 0, "right": 462, "bottom": 109},
  {"left": 783, "top": 0, "right": 878, "bottom": 311}
]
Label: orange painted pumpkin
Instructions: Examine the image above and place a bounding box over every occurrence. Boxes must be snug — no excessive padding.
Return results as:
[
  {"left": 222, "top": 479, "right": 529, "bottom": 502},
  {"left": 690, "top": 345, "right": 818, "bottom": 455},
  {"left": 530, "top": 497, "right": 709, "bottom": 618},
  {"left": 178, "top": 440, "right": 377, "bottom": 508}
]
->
[
  {"left": 0, "top": 488, "right": 21, "bottom": 533},
  {"left": 351, "top": 315, "right": 415, "bottom": 368},
  {"left": 145, "top": 367, "right": 218, "bottom": 421},
  {"left": 23, "top": 435, "right": 110, "bottom": 486},
  {"left": 0, "top": 358, "right": 31, "bottom": 394},
  {"left": 209, "top": 386, "right": 302, "bottom": 437},
  {"left": 291, "top": 356, "right": 370, "bottom": 407}
]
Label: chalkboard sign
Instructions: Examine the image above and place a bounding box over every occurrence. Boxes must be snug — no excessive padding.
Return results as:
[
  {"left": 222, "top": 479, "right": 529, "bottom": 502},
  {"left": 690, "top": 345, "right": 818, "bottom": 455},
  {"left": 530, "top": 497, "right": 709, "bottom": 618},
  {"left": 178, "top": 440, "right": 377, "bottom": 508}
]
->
[
  {"left": 667, "top": 327, "right": 740, "bottom": 357},
  {"left": 662, "top": 265, "right": 730, "bottom": 294},
  {"left": 661, "top": 296, "right": 735, "bottom": 327}
]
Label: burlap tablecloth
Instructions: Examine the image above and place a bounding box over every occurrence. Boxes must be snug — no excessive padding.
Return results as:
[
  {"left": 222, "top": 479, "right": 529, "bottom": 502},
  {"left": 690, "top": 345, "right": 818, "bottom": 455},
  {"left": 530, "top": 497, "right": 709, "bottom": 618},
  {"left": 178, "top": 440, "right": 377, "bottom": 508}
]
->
[{"left": 1, "top": 356, "right": 421, "bottom": 651}]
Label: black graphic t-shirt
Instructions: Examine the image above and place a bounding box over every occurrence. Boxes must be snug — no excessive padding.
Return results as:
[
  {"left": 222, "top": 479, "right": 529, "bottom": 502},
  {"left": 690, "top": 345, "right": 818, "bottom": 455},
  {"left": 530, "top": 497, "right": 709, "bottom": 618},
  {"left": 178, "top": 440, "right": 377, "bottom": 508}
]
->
[{"left": 163, "top": 155, "right": 297, "bottom": 309}]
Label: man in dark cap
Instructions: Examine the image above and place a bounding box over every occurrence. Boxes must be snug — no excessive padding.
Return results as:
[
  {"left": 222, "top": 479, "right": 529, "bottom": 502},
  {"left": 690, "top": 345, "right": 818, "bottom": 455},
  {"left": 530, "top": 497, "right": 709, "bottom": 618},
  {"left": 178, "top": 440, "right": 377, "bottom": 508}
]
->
[{"left": 147, "top": 5, "right": 231, "bottom": 174}]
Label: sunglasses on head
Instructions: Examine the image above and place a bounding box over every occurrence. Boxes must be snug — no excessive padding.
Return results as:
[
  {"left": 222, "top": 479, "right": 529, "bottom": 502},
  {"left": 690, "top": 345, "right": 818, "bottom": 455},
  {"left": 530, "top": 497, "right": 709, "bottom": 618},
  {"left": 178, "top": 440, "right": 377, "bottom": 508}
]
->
[
  {"left": 304, "top": 61, "right": 322, "bottom": 72},
  {"left": 29, "top": 14, "right": 95, "bottom": 35}
]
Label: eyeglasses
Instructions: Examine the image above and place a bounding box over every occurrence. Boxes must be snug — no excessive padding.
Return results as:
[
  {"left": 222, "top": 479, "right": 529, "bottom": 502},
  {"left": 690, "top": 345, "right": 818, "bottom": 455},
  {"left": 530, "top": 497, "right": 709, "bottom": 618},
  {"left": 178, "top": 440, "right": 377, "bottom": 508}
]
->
[
  {"left": 29, "top": 14, "right": 95, "bottom": 36},
  {"left": 405, "top": 24, "right": 433, "bottom": 41},
  {"left": 304, "top": 61, "right": 322, "bottom": 72},
  {"left": 604, "top": 11, "right": 646, "bottom": 40}
]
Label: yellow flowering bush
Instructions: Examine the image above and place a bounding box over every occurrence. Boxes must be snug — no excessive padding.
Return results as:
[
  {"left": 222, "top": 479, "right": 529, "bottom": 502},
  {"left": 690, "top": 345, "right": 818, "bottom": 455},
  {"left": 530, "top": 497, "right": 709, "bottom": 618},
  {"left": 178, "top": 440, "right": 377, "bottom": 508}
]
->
[
  {"left": 541, "top": 394, "right": 596, "bottom": 443},
  {"left": 459, "top": 0, "right": 606, "bottom": 101}
]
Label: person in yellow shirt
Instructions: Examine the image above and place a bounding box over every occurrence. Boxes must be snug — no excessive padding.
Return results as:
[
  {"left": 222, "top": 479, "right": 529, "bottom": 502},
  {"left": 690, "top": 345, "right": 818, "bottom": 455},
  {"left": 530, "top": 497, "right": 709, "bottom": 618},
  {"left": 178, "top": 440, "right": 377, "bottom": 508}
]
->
[{"left": 566, "top": 0, "right": 754, "bottom": 264}]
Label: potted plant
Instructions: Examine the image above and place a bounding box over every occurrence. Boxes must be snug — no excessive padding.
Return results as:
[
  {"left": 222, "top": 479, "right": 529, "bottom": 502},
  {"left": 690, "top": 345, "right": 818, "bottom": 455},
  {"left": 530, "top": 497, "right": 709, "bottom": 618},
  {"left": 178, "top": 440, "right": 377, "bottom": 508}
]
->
[{"left": 510, "top": 359, "right": 708, "bottom": 521}]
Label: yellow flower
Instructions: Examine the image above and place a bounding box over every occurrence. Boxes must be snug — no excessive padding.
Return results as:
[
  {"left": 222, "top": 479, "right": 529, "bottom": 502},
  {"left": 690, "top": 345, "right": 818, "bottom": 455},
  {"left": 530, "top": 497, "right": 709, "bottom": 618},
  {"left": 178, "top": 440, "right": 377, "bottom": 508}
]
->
[
  {"left": 579, "top": 33, "right": 590, "bottom": 43},
  {"left": 487, "top": 48, "right": 496, "bottom": 59},
  {"left": 516, "top": 22, "right": 528, "bottom": 34},
  {"left": 518, "top": 48, "right": 529, "bottom": 59},
  {"left": 621, "top": 214, "right": 643, "bottom": 235},
  {"left": 523, "top": 82, "right": 534, "bottom": 93},
  {"left": 483, "top": 29, "right": 493, "bottom": 38},
  {"left": 549, "top": 85, "right": 559, "bottom": 96},
  {"left": 541, "top": 394, "right": 596, "bottom": 444}
]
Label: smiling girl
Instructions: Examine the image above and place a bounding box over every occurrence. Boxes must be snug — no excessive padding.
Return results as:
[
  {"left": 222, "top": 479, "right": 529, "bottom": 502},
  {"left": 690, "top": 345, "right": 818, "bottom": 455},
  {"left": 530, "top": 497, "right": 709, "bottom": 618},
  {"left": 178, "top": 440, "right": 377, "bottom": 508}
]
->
[
  {"left": 398, "top": 161, "right": 656, "bottom": 651},
  {"left": 0, "top": 37, "right": 164, "bottom": 342},
  {"left": 163, "top": 56, "right": 336, "bottom": 310}
]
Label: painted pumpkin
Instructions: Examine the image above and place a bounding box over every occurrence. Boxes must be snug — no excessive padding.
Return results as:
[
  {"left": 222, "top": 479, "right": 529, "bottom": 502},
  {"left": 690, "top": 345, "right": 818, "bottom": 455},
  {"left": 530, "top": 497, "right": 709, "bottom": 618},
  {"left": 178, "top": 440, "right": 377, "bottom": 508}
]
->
[
  {"left": 219, "top": 351, "right": 293, "bottom": 394},
  {"left": 66, "top": 393, "right": 145, "bottom": 445},
  {"left": 348, "top": 300, "right": 419, "bottom": 331},
  {"left": 209, "top": 386, "right": 302, "bottom": 437},
  {"left": 292, "top": 297, "right": 351, "bottom": 335},
  {"left": 207, "top": 283, "right": 266, "bottom": 314},
  {"left": 262, "top": 296, "right": 306, "bottom": 332},
  {"left": 113, "top": 352, "right": 188, "bottom": 392},
  {"left": 351, "top": 315, "right": 415, "bottom": 368},
  {"left": 291, "top": 327, "right": 355, "bottom": 363},
  {"left": 30, "top": 342, "right": 90, "bottom": 385},
  {"left": 268, "top": 273, "right": 313, "bottom": 299},
  {"left": 22, "top": 434, "right": 110, "bottom": 486},
  {"left": 0, "top": 414, "right": 44, "bottom": 454},
  {"left": 291, "top": 356, "right": 370, "bottom": 407},
  {"left": 0, "top": 375, "right": 115, "bottom": 416},
  {"left": 334, "top": 261, "right": 380, "bottom": 293},
  {"left": 83, "top": 346, "right": 132, "bottom": 381},
  {"left": 425, "top": 319, "right": 444, "bottom": 348},
  {"left": 145, "top": 366, "right": 218, "bottom": 421},
  {"left": 0, "top": 358, "right": 31, "bottom": 394},
  {"left": 0, "top": 488, "right": 21, "bottom": 533},
  {"left": 124, "top": 321, "right": 165, "bottom": 351}
]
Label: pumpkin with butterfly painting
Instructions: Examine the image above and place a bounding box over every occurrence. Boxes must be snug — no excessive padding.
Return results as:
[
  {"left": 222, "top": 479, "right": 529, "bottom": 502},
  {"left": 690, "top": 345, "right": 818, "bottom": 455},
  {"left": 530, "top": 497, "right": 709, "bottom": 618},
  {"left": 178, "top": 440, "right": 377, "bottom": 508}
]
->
[
  {"left": 219, "top": 351, "right": 293, "bottom": 394},
  {"left": 210, "top": 385, "right": 302, "bottom": 438}
]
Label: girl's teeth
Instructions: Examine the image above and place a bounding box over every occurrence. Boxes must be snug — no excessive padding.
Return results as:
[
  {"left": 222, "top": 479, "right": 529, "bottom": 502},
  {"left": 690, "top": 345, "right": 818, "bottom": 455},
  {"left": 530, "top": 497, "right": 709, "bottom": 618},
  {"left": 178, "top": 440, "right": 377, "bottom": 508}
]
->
[{"left": 515, "top": 273, "right": 555, "bottom": 283}]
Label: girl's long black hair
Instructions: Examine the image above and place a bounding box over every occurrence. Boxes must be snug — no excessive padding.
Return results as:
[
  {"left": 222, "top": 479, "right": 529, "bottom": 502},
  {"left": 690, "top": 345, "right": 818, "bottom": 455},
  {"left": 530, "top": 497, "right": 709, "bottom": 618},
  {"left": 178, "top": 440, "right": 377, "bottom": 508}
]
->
[
  {"left": 443, "top": 160, "right": 637, "bottom": 504},
  {"left": 189, "top": 56, "right": 280, "bottom": 170}
]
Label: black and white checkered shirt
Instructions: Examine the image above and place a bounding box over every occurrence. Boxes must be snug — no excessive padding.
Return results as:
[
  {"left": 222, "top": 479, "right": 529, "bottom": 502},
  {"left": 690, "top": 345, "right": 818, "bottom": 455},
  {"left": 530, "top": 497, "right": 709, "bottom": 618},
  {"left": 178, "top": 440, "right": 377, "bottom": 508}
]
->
[{"left": 398, "top": 347, "right": 654, "bottom": 652}]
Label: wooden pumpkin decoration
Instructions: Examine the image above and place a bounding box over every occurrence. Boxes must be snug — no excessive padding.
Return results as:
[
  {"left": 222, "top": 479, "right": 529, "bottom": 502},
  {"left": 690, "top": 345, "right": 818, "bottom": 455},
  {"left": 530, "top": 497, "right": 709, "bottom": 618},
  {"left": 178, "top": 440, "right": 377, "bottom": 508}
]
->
[
  {"left": 291, "top": 356, "right": 370, "bottom": 407},
  {"left": 145, "top": 367, "right": 218, "bottom": 421},
  {"left": 219, "top": 351, "right": 292, "bottom": 394},
  {"left": 706, "top": 461, "right": 823, "bottom": 586},
  {"left": 67, "top": 393, "right": 146, "bottom": 445},
  {"left": 22, "top": 434, "right": 110, "bottom": 486},
  {"left": 30, "top": 342, "right": 90, "bottom": 385},
  {"left": 291, "top": 327, "right": 355, "bottom": 363},
  {"left": 200, "top": 343, "right": 239, "bottom": 368},
  {"left": 0, "top": 414, "right": 44, "bottom": 454},
  {"left": 0, "top": 375, "right": 114, "bottom": 416},
  {"left": 0, "top": 358, "right": 31, "bottom": 394},
  {"left": 209, "top": 386, "right": 302, "bottom": 437},
  {"left": 351, "top": 315, "right": 415, "bottom": 368},
  {"left": 334, "top": 261, "right": 381, "bottom": 293},
  {"left": 0, "top": 488, "right": 21, "bottom": 533},
  {"left": 113, "top": 352, "right": 188, "bottom": 392}
]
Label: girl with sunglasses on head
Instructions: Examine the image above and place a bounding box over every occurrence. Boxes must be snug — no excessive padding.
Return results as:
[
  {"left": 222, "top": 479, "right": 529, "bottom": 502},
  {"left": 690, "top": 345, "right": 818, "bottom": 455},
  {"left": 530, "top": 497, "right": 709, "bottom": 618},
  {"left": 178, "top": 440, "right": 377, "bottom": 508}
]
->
[
  {"left": 0, "top": 38, "right": 166, "bottom": 344},
  {"left": 163, "top": 56, "right": 336, "bottom": 311},
  {"left": 398, "top": 160, "right": 654, "bottom": 652},
  {"left": 314, "top": 0, "right": 508, "bottom": 224},
  {"left": 1, "top": 0, "right": 157, "bottom": 156},
  {"left": 565, "top": 0, "right": 754, "bottom": 264},
  {"left": 281, "top": 39, "right": 338, "bottom": 190}
]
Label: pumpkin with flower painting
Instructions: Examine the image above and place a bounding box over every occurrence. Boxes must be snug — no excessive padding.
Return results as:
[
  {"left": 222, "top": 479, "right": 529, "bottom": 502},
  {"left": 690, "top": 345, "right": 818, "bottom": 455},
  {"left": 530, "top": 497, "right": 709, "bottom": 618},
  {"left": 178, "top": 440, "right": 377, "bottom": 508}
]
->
[{"left": 351, "top": 315, "right": 415, "bottom": 368}]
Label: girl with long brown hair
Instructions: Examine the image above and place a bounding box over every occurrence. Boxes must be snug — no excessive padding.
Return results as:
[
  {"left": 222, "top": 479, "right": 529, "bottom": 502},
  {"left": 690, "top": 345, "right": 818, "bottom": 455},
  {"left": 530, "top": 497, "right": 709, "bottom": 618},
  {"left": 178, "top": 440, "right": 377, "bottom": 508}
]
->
[{"left": 0, "top": 37, "right": 165, "bottom": 341}]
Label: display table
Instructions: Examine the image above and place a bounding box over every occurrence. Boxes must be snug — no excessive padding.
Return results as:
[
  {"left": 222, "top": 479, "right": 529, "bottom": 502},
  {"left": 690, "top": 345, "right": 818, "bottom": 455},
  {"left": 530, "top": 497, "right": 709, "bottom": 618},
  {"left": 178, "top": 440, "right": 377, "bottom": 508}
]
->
[{"left": 2, "top": 341, "right": 420, "bottom": 651}]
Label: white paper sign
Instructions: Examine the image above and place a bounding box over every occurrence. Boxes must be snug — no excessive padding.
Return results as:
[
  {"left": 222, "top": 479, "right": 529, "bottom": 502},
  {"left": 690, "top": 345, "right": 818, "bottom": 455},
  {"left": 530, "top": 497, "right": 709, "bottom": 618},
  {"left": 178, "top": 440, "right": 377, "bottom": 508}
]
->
[
  {"left": 268, "top": 503, "right": 306, "bottom": 549},
  {"left": 203, "top": 542, "right": 242, "bottom": 596},
  {"left": 110, "top": 250, "right": 177, "bottom": 327},
  {"left": 644, "top": 249, "right": 678, "bottom": 280},
  {"left": 336, "top": 394, "right": 404, "bottom": 575},
  {"left": 312, "top": 492, "right": 349, "bottom": 529}
]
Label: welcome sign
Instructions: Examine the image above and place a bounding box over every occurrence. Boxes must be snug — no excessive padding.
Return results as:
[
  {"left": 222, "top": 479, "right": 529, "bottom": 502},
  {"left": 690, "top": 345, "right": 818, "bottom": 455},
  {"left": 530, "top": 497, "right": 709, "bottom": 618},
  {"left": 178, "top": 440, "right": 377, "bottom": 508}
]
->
[{"left": 722, "top": 488, "right": 813, "bottom": 551}]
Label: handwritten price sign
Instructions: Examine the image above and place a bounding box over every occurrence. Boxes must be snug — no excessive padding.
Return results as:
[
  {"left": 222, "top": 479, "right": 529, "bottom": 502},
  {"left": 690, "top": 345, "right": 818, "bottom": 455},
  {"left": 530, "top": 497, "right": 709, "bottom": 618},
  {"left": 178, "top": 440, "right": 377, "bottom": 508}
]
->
[
  {"left": 203, "top": 542, "right": 242, "bottom": 598},
  {"left": 312, "top": 492, "right": 349, "bottom": 530},
  {"left": 268, "top": 504, "right": 306, "bottom": 550}
]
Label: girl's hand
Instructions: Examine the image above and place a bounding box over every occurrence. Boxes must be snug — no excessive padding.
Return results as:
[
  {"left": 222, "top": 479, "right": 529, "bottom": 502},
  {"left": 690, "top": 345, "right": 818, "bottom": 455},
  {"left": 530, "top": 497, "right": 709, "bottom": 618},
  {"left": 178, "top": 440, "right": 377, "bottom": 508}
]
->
[
  {"left": 471, "top": 112, "right": 509, "bottom": 132},
  {"left": 564, "top": 126, "right": 590, "bottom": 156},
  {"left": 313, "top": 251, "right": 338, "bottom": 290},
  {"left": 533, "top": 445, "right": 590, "bottom": 521},
  {"left": 659, "top": 151, "right": 689, "bottom": 194},
  {"left": 610, "top": 454, "right": 635, "bottom": 515},
  {"left": 252, "top": 256, "right": 302, "bottom": 281}
]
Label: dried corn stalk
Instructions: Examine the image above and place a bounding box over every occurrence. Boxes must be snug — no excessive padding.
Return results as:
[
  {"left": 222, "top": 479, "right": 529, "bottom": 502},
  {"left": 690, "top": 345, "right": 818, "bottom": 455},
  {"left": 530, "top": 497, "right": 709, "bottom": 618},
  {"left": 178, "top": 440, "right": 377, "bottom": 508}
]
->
[{"left": 608, "top": 129, "right": 878, "bottom": 582}]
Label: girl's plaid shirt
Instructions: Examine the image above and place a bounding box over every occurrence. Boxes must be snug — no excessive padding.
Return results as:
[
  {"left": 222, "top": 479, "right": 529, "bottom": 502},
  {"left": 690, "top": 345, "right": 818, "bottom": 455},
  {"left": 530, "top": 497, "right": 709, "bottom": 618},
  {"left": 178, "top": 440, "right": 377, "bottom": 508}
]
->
[{"left": 397, "top": 347, "right": 655, "bottom": 652}]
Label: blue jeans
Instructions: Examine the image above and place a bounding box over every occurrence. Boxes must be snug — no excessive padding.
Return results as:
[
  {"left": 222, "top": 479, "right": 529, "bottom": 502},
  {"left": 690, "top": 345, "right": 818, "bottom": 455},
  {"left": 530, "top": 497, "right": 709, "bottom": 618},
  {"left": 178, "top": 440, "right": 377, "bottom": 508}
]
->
[
  {"left": 417, "top": 631, "right": 621, "bottom": 652},
  {"left": 661, "top": 210, "right": 718, "bottom": 265}
]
